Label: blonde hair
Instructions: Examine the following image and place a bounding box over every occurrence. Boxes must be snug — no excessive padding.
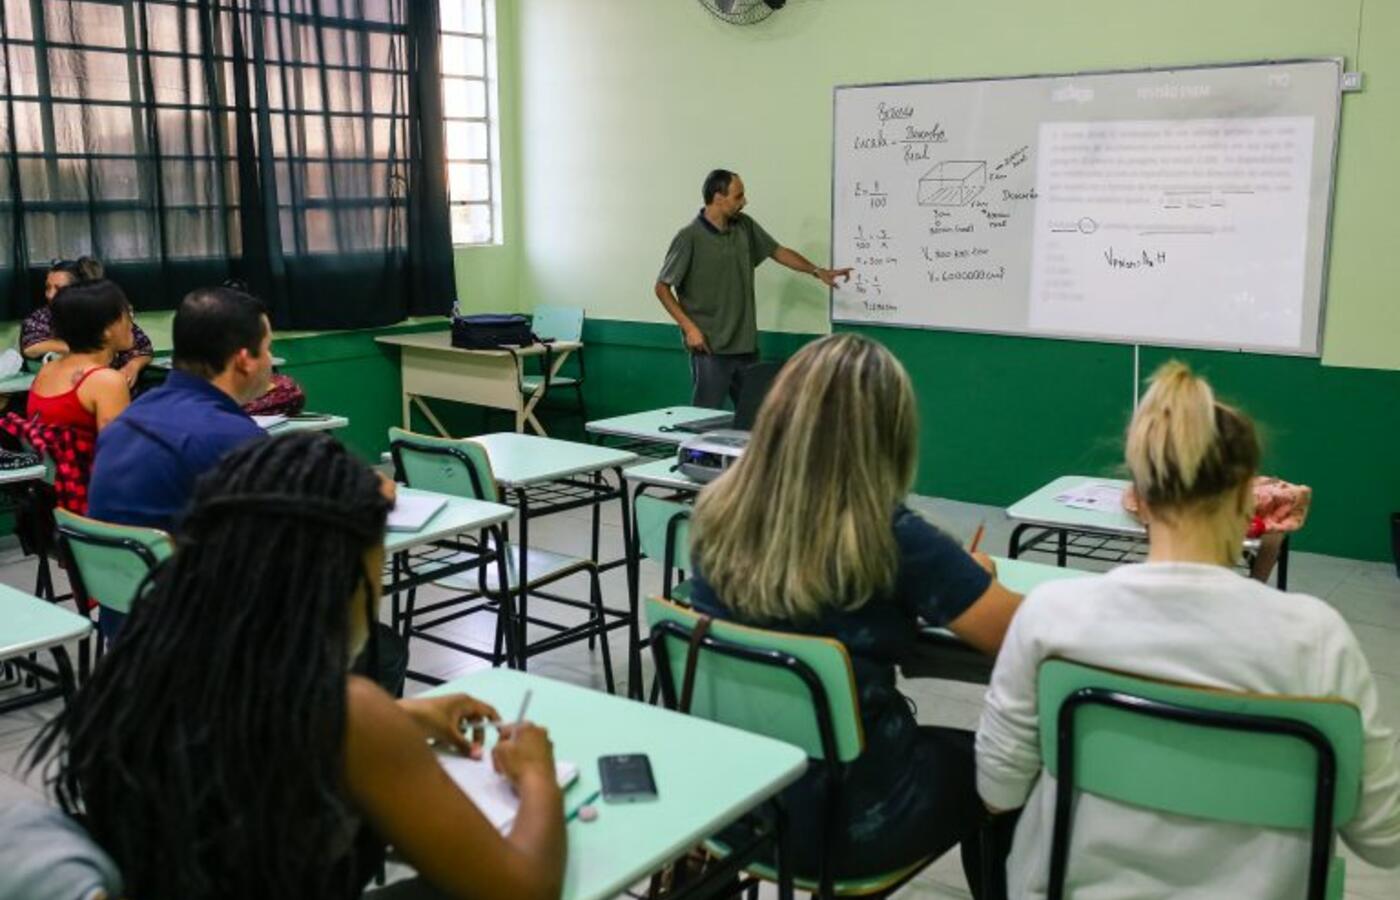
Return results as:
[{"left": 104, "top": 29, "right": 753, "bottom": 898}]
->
[
  {"left": 691, "top": 334, "right": 918, "bottom": 622},
  {"left": 1126, "top": 361, "right": 1259, "bottom": 519}
]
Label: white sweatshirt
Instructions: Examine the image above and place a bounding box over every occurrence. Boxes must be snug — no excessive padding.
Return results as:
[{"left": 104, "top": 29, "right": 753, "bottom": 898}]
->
[{"left": 976, "top": 562, "right": 1400, "bottom": 899}]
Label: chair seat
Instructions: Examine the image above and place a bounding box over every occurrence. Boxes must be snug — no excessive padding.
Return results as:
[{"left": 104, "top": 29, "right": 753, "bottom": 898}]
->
[
  {"left": 419, "top": 544, "right": 593, "bottom": 592},
  {"left": 520, "top": 374, "right": 579, "bottom": 393},
  {"left": 702, "top": 839, "right": 931, "bottom": 897}
]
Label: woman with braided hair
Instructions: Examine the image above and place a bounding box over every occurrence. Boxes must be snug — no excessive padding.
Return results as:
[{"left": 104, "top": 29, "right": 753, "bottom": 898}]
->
[{"left": 29, "top": 432, "right": 566, "bottom": 900}]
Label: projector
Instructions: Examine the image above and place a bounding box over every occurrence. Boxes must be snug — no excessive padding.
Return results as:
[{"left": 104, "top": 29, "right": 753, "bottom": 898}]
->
[{"left": 677, "top": 430, "right": 750, "bottom": 484}]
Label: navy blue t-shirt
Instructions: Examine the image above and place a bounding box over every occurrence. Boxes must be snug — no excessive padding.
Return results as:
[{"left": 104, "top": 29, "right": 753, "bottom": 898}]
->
[
  {"left": 689, "top": 505, "right": 992, "bottom": 874},
  {"left": 88, "top": 370, "right": 266, "bottom": 533}
]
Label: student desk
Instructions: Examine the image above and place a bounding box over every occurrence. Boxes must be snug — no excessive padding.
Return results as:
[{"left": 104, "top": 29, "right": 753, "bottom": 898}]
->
[
  {"left": 424, "top": 668, "right": 808, "bottom": 900},
  {"left": 382, "top": 487, "right": 516, "bottom": 683},
  {"left": 0, "top": 372, "right": 34, "bottom": 395},
  {"left": 585, "top": 405, "right": 729, "bottom": 458},
  {"left": 150, "top": 354, "right": 287, "bottom": 370},
  {"left": 903, "top": 556, "right": 1094, "bottom": 685},
  {"left": 0, "top": 462, "right": 56, "bottom": 599},
  {"left": 471, "top": 433, "right": 637, "bottom": 683},
  {"left": 377, "top": 332, "right": 582, "bottom": 437},
  {"left": 1006, "top": 475, "right": 1289, "bottom": 589},
  {"left": 262, "top": 413, "right": 350, "bottom": 435},
  {"left": 0, "top": 583, "right": 90, "bottom": 714}
]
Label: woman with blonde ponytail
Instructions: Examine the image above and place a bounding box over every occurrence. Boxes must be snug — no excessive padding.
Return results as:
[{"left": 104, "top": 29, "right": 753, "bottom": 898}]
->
[
  {"left": 976, "top": 361, "right": 1400, "bottom": 899},
  {"left": 688, "top": 333, "right": 1022, "bottom": 889}
]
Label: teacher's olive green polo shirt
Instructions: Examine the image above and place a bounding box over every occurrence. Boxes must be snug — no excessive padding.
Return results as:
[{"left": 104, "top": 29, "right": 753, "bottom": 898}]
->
[{"left": 657, "top": 211, "right": 779, "bottom": 356}]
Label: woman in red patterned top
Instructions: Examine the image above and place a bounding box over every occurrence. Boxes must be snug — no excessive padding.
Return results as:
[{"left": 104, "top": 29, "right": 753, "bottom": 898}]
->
[
  {"left": 21, "top": 257, "right": 154, "bottom": 388},
  {"left": 15, "top": 281, "right": 135, "bottom": 512}
]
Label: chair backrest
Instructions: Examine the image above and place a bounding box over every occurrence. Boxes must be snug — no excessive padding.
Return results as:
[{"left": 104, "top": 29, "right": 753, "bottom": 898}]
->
[
  {"left": 529, "top": 305, "right": 584, "bottom": 343},
  {"left": 54, "top": 508, "right": 174, "bottom": 614},
  {"left": 634, "top": 495, "right": 691, "bottom": 588},
  {"left": 1039, "top": 658, "right": 1363, "bottom": 900},
  {"left": 387, "top": 427, "right": 498, "bottom": 502},
  {"left": 646, "top": 596, "right": 864, "bottom": 763}
]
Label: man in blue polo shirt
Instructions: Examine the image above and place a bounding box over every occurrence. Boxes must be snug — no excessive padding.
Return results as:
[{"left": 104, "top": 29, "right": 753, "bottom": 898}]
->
[{"left": 88, "top": 285, "right": 272, "bottom": 531}]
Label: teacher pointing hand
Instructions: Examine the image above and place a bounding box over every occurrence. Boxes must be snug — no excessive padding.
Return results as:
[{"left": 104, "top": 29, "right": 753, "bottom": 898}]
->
[{"left": 654, "top": 169, "right": 852, "bottom": 408}]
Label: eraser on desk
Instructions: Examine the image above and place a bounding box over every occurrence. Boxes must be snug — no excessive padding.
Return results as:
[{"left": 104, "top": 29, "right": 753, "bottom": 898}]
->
[{"left": 577, "top": 804, "right": 599, "bottom": 822}]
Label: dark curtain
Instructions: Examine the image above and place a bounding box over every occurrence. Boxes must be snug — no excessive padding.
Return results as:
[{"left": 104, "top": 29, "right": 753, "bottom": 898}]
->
[{"left": 0, "top": 0, "right": 454, "bottom": 329}]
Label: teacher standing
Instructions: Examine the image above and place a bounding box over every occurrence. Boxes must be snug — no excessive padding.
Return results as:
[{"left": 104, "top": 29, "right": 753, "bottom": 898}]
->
[{"left": 654, "top": 169, "right": 852, "bottom": 408}]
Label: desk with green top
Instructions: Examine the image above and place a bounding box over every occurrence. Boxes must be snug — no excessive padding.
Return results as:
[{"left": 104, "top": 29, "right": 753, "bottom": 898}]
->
[
  {"left": 469, "top": 434, "right": 638, "bottom": 685},
  {"left": 1006, "top": 475, "right": 1288, "bottom": 589},
  {"left": 903, "top": 556, "right": 1095, "bottom": 684},
  {"left": 585, "top": 406, "right": 730, "bottom": 458},
  {"left": 377, "top": 332, "right": 582, "bottom": 437},
  {"left": 0, "top": 582, "right": 91, "bottom": 714},
  {"left": 381, "top": 486, "right": 516, "bottom": 683},
  {"left": 424, "top": 668, "right": 808, "bottom": 900}
]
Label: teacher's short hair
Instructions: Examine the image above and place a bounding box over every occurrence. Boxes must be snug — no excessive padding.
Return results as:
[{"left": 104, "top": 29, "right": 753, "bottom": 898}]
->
[{"left": 702, "top": 169, "right": 738, "bottom": 205}]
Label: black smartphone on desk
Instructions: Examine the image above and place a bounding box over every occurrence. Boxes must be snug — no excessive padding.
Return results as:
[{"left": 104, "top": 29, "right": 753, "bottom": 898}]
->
[{"left": 598, "top": 754, "right": 658, "bottom": 803}]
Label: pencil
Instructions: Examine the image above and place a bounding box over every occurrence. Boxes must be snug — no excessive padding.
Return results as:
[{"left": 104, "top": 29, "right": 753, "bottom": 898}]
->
[{"left": 969, "top": 522, "right": 985, "bottom": 554}]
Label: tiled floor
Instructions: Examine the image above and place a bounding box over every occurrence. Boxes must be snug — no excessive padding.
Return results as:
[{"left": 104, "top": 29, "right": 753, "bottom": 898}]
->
[{"left": 3, "top": 492, "right": 1398, "bottom": 898}]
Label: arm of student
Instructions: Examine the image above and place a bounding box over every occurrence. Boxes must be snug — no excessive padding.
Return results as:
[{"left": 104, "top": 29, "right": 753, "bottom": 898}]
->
[
  {"left": 770, "top": 246, "right": 853, "bottom": 289},
  {"left": 344, "top": 677, "right": 566, "bottom": 900},
  {"left": 22, "top": 339, "right": 68, "bottom": 359},
  {"left": 974, "top": 600, "right": 1046, "bottom": 814},
  {"left": 945, "top": 576, "right": 1023, "bottom": 656},
  {"left": 1327, "top": 619, "right": 1400, "bottom": 867},
  {"left": 118, "top": 355, "right": 151, "bottom": 387},
  {"left": 83, "top": 370, "right": 131, "bottom": 430}
]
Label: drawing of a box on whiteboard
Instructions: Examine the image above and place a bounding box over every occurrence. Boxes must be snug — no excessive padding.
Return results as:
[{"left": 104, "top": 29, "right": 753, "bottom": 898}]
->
[{"left": 918, "top": 160, "right": 986, "bottom": 207}]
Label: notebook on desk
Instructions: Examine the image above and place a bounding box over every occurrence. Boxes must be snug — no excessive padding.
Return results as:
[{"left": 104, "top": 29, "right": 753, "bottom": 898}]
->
[
  {"left": 436, "top": 752, "right": 580, "bottom": 833},
  {"left": 671, "top": 360, "right": 782, "bottom": 434},
  {"left": 386, "top": 493, "right": 448, "bottom": 532}
]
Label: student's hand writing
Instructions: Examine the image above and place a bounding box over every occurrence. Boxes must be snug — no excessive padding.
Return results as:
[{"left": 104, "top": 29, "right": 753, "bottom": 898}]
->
[
  {"left": 972, "top": 551, "right": 997, "bottom": 576},
  {"left": 398, "top": 693, "right": 500, "bottom": 758},
  {"left": 492, "top": 723, "right": 556, "bottom": 784},
  {"left": 376, "top": 471, "right": 399, "bottom": 506}
]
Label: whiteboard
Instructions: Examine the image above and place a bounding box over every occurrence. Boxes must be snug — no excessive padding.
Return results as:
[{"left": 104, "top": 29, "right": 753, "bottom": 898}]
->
[{"left": 830, "top": 60, "right": 1342, "bottom": 355}]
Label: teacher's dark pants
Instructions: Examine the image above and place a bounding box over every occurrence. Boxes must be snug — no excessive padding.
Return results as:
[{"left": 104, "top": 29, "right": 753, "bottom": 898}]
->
[{"left": 690, "top": 351, "right": 757, "bottom": 409}]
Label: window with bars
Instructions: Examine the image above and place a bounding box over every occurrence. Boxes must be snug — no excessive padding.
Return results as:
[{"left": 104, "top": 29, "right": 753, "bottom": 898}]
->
[
  {"left": 439, "top": 0, "right": 499, "bottom": 246},
  {"left": 0, "top": 0, "right": 416, "bottom": 265}
]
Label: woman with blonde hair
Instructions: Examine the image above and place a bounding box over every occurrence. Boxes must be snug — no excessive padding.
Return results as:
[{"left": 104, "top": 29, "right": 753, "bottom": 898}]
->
[
  {"left": 689, "top": 332, "right": 1022, "bottom": 887},
  {"left": 976, "top": 361, "right": 1400, "bottom": 898}
]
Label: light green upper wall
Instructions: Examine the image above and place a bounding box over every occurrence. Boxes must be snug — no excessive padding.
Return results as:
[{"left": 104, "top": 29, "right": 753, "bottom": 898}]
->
[{"left": 484, "top": 0, "right": 1399, "bottom": 369}]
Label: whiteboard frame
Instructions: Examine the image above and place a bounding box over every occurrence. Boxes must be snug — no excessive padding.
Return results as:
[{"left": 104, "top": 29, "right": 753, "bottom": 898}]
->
[{"left": 828, "top": 57, "right": 1345, "bottom": 357}]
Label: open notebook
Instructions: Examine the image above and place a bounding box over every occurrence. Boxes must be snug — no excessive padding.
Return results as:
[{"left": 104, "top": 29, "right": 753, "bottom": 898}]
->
[
  {"left": 387, "top": 493, "right": 448, "bottom": 532},
  {"left": 436, "top": 752, "right": 579, "bottom": 833}
]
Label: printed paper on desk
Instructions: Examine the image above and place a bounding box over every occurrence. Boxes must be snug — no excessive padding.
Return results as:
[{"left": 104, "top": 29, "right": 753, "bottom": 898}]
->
[
  {"left": 1054, "top": 482, "right": 1125, "bottom": 512},
  {"left": 436, "top": 753, "right": 579, "bottom": 833},
  {"left": 252, "top": 414, "right": 287, "bottom": 430}
]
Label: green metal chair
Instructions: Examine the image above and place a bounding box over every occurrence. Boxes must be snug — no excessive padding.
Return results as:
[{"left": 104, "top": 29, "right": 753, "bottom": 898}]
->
[
  {"left": 633, "top": 495, "right": 693, "bottom": 603},
  {"left": 647, "top": 596, "right": 941, "bottom": 898},
  {"left": 519, "top": 304, "right": 587, "bottom": 423},
  {"left": 1038, "top": 658, "right": 1364, "bottom": 900},
  {"left": 53, "top": 508, "right": 174, "bottom": 676},
  {"left": 387, "top": 428, "right": 615, "bottom": 691}
]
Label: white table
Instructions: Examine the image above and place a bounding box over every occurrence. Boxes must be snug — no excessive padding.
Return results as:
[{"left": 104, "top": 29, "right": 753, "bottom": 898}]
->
[
  {"left": 381, "top": 486, "right": 517, "bottom": 683},
  {"left": 425, "top": 668, "right": 807, "bottom": 900},
  {"left": 377, "top": 332, "right": 582, "bottom": 437},
  {"left": 1005, "top": 475, "right": 1287, "bottom": 588},
  {"left": 0, "top": 583, "right": 91, "bottom": 714},
  {"left": 470, "top": 433, "right": 639, "bottom": 687},
  {"left": 585, "top": 405, "right": 731, "bottom": 457},
  {"left": 261, "top": 413, "right": 350, "bottom": 435}
]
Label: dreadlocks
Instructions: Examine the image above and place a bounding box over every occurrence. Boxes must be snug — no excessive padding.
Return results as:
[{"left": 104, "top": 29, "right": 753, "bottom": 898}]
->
[{"left": 30, "top": 431, "right": 391, "bottom": 900}]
